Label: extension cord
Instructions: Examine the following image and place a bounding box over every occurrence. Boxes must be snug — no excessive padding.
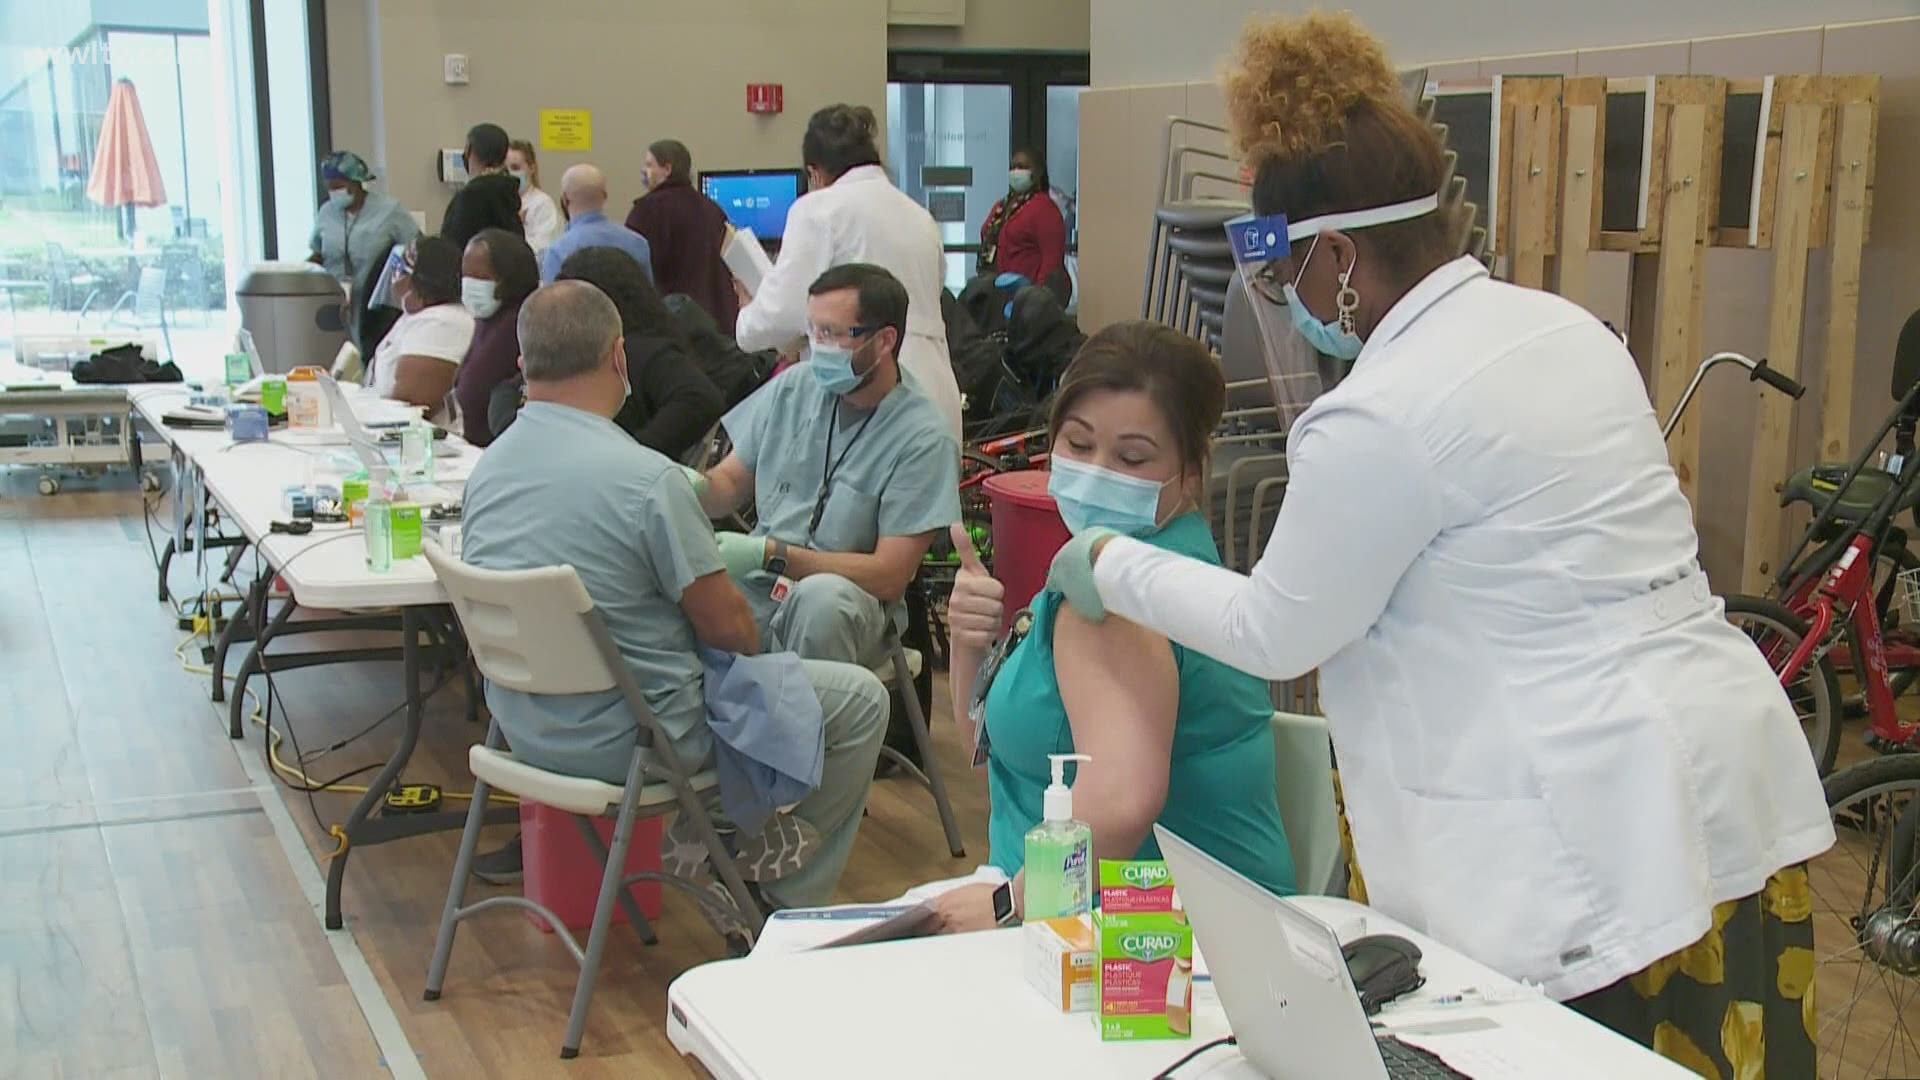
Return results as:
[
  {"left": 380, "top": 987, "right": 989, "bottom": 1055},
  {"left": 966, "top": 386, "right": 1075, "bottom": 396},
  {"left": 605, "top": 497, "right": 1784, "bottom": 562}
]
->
[{"left": 172, "top": 627, "right": 514, "bottom": 807}]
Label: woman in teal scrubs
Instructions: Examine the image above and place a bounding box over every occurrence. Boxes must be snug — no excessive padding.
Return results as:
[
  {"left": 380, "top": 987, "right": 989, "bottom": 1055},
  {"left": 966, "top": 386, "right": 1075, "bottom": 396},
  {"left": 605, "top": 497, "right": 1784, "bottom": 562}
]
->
[{"left": 929, "top": 321, "right": 1294, "bottom": 931}]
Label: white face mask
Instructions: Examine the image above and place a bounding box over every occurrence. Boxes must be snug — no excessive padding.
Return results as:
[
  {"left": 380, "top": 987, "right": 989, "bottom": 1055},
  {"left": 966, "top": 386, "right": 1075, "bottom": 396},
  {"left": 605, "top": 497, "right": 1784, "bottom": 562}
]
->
[{"left": 461, "top": 277, "right": 501, "bottom": 319}]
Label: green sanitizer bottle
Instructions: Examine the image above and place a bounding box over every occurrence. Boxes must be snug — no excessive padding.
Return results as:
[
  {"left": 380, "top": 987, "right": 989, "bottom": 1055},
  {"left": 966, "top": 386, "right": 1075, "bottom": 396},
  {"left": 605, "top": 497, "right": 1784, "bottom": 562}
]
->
[{"left": 1024, "top": 753, "right": 1094, "bottom": 920}]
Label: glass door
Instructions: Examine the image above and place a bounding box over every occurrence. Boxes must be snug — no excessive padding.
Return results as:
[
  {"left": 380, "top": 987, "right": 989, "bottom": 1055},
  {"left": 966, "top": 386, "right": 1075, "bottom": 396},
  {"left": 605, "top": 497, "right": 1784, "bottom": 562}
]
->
[{"left": 886, "top": 51, "right": 1089, "bottom": 296}]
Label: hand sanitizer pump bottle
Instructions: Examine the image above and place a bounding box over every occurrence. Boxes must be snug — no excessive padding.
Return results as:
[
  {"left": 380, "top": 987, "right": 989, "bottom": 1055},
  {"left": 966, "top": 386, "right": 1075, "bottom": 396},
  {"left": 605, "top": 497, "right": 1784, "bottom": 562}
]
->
[{"left": 1023, "top": 753, "right": 1094, "bottom": 920}]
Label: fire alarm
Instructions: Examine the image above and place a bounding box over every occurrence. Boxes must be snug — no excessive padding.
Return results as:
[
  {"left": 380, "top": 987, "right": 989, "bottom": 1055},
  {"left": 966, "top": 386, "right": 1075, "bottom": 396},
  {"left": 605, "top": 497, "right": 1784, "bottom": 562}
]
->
[{"left": 747, "top": 84, "right": 784, "bottom": 115}]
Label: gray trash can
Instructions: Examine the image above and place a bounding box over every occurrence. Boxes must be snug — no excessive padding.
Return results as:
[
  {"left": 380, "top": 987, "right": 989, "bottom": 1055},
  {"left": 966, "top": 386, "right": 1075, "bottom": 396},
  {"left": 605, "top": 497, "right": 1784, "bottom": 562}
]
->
[{"left": 236, "top": 263, "right": 348, "bottom": 374}]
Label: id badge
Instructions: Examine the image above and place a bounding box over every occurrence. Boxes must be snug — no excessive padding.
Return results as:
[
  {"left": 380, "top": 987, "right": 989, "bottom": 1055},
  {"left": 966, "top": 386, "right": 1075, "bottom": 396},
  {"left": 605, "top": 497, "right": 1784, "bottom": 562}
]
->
[
  {"left": 967, "top": 609, "right": 1033, "bottom": 769},
  {"left": 770, "top": 574, "right": 796, "bottom": 604}
]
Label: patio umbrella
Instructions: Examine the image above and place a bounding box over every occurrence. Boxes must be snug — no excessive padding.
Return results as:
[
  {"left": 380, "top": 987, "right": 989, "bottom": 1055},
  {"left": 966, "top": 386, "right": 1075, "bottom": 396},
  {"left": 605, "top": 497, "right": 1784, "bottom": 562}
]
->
[{"left": 87, "top": 78, "right": 168, "bottom": 240}]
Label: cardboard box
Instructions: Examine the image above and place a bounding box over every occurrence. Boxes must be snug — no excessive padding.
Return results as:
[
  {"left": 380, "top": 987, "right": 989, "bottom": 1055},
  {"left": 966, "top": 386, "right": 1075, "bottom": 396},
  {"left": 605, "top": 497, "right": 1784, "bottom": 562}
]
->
[
  {"left": 1023, "top": 914, "right": 1096, "bottom": 1013},
  {"left": 1097, "top": 913, "right": 1193, "bottom": 1041},
  {"left": 1099, "top": 859, "right": 1184, "bottom": 917}
]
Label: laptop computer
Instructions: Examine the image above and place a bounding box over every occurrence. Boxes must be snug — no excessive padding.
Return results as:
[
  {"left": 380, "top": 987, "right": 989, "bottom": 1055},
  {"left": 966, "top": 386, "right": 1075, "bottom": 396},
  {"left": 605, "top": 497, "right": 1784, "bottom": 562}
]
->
[
  {"left": 315, "top": 371, "right": 391, "bottom": 472},
  {"left": 1153, "top": 825, "right": 1466, "bottom": 1080}
]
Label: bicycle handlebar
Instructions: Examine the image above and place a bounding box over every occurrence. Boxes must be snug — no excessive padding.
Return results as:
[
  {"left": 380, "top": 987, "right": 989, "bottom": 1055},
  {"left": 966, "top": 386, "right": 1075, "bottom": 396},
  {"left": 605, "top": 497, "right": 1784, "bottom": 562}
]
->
[{"left": 1748, "top": 359, "right": 1807, "bottom": 400}]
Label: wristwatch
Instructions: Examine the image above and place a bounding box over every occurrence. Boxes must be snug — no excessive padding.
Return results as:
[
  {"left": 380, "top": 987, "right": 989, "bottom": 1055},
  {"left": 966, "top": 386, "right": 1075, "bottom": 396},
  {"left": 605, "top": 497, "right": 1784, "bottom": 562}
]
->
[
  {"left": 765, "top": 538, "right": 791, "bottom": 577},
  {"left": 992, "top": 881, "right": 1018, "bottom": 927}
]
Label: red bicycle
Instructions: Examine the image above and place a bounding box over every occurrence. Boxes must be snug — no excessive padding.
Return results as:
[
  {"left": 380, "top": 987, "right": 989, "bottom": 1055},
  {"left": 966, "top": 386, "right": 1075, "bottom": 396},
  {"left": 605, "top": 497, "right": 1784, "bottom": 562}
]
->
[{"left": 1720, "top": 337, "right": 1920, "bottom": 775}]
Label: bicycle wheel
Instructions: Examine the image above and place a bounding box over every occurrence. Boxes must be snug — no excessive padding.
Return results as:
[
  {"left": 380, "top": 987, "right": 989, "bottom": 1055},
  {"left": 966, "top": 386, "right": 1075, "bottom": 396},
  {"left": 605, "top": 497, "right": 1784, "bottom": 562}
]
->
[
  {"left": 1725, "top": 594, "right": 1843, "bottom": 776},
  {"left": 1812, "top": 755, "right": 1920, "bottom": 1079}
]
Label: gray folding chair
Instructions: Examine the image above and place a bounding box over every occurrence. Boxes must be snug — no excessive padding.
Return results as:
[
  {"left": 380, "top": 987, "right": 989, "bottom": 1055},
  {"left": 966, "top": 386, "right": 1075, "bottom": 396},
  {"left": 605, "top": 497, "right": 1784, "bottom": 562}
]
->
[
  {"left": 1271, "top": 711, "right": 1342, "bottom": 896},
  {"left": 872, "top": 626, "right": 966, "bottom": 858},
  {"left": 419, "top": 541, "right": 760, "bottom": 1059}
]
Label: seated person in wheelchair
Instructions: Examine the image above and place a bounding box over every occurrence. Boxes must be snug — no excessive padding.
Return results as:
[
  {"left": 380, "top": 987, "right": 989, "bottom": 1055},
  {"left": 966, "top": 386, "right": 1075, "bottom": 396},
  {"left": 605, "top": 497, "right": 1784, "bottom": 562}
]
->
[
  {"left": 690, "top": 263, "right": 962, "bottom": 669},
  {"left": 927, "top": 321, "right": 1296, "bottom": 933},
  {"left": 460, "top": 281, "right": 888, "bottom": 909}
]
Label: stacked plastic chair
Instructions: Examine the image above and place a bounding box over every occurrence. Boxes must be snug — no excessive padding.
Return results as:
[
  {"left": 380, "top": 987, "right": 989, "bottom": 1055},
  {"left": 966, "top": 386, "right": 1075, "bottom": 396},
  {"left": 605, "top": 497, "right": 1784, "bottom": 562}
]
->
[{"left": 1140, "top": 119, "right": 1247, "bottom": 352}]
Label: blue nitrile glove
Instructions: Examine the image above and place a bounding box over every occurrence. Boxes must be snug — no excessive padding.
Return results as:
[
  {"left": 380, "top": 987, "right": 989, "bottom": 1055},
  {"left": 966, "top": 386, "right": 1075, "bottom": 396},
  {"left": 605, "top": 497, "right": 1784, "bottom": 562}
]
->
[
  {"left": 1046, "top": 527, "right": 1117, "bottom": 621},
  {"left": 679, "top": 464, "right": 710, "bottom": 496},
  {"left": 716, "top": 531, "right": 769, "bottom": 579}
]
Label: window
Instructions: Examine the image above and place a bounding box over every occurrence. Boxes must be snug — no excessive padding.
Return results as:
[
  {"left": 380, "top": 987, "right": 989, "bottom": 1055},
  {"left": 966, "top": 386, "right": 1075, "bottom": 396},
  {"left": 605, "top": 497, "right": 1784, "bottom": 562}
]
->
[
  {"left": 886, "top": 51, "right": 1089, "bottom": 295},
  {"left": 0, "top": 0, "right": 321, "bottom": 381}
]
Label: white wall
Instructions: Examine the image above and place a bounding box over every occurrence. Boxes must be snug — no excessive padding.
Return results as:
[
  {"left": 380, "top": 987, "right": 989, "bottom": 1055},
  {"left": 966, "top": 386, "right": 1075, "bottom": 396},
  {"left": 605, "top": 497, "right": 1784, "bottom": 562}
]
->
[
  {"left": 327, "top": 0, "right": 888, "bottom": 232},
  {"left": 1090, "top": 0, "right": 1920, "bottom": 85},
  {"left": 890, "top": 0, "right": 1090, "bottom": 51}
]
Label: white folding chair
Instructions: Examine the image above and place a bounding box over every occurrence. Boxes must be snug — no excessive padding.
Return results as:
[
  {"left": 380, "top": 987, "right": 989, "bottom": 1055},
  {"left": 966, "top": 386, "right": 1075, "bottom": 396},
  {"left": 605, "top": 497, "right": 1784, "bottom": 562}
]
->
[
  {"left": 1271, "top": 711, "right": 1342, "bottom": 896},
  {"left": 420, "top": 541, "right": 759, "bottom": 1059},
  {"left": 872, "top": 624, "right": 966, "bottom": 858}
]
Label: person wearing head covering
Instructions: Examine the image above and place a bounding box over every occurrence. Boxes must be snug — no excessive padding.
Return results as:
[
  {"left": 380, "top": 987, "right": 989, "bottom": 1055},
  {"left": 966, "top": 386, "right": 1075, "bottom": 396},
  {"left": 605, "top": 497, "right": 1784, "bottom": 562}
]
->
[
  {"left": 1031, "top": 13, "right": 1831, "bottom": 1075},
  {"left": 308, "top": 150, "right": 419, "bottom": 292},
  {"left": 732, "top": 104, "right": 962, "bottom": 439},
  {"left": 625, "top": 138, "right": 739, "bottom": 329}
]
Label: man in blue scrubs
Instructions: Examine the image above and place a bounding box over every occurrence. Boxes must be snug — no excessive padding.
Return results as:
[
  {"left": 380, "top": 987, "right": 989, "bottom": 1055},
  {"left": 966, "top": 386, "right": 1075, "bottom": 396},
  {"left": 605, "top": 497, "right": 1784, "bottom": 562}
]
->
[
  {"left": 460, "top": 280, "right": 886, "bottom": 907},
  {"left": 693, "top": 263, "right": 962, "bottom": 669}
]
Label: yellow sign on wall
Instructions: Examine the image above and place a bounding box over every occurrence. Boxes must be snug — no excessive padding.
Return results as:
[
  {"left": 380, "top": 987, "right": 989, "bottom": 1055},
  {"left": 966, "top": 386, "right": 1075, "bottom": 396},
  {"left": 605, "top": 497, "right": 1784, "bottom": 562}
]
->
[{"left": 540, "top": 109, "right": 592, "bottom": 152}]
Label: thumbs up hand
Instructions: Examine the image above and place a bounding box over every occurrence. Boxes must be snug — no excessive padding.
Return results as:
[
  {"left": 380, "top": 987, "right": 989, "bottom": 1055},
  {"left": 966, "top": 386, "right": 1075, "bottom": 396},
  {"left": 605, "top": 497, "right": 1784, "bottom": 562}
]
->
[{"left": 947, "top": 522, "right": 1004, "bottom": 652}]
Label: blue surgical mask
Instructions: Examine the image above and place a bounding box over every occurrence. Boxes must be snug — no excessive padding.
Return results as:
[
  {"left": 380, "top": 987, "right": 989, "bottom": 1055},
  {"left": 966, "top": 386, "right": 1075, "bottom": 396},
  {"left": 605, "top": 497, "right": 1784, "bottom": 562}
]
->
[
  {"left": 328, "top": 188, "right": 354, "bottom": 208},
  {"left": 1048, "top": 456, "right": 1174, "bottom": 536},
  {"left": 810, "top": 338, "right": 877, "bottom": 396},
  {"left": 461, "top": 276, "right": 501, "bottom": 319},
  {"left": 1281, "top": 234, "right": 1363, "bottom": 361},
  {"left": 509, "top": 168, "right": 531, "bottom": 193},
  {"left": 1008, "top": 168, "right": 1034, "bottom": 194}
]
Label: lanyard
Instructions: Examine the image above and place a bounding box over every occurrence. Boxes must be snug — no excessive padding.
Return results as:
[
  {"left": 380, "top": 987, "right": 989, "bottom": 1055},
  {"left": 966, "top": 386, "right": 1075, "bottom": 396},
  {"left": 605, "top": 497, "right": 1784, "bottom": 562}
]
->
[{"left": 808, "top": 398, "right": 877, "bottom": 542}]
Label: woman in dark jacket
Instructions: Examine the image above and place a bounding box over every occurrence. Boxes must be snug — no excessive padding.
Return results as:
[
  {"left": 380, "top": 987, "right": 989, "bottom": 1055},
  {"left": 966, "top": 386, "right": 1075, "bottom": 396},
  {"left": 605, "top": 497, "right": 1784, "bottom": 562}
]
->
[
  {"left": 452, "top": 229, "right": 540, "bottom": 446},
  {"left": 489, "top": 246, "right": 724, "bottom": 461}
]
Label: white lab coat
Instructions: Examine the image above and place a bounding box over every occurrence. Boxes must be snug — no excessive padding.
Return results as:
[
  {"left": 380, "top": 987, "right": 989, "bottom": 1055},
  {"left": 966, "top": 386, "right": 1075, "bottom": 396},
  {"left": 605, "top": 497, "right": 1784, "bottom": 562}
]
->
[
  {"left": 521, "top": 187, "right": 564, "bottom": 259},
  {"left": 734, "top": 165, "right": 963, "bottom": 439},
  {"left": 1094, "top": 257, "right": 1834, "bottom": 1000}
]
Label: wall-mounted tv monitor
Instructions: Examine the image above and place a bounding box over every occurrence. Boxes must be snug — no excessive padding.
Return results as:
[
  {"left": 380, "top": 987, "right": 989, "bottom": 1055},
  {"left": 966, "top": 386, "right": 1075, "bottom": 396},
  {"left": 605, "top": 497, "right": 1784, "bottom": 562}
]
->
[{"left": 699, "top": 168, "right": 807, "bottom": 241}]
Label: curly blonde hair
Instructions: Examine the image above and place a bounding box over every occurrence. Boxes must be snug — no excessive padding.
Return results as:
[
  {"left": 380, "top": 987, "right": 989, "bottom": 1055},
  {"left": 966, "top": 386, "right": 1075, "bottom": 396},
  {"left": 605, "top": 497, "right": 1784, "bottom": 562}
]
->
[{"left": 1221, "top": 11, "right": 1401, "bottom": 169}]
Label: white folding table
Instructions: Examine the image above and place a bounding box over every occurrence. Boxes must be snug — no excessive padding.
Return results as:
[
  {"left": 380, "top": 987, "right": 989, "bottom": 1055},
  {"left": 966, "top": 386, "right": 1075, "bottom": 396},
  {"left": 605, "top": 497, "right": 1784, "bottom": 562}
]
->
[
  {"left": 666, "top": 895, "right": 1695, "bottom": 1080},
  {"left": 133, "top": 386, "right": 515, "bottom": 929}
]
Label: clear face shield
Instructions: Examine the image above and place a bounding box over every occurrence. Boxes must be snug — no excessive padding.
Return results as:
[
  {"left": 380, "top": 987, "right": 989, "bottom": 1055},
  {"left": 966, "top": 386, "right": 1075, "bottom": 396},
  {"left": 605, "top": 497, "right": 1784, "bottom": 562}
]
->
[
  {"left": 1228, "top": 212, "right": 1328, "bottom": 434},
  {"left": 1226, "top": 194, "right": 1443, "bottom": 432},
  {"left": 366, "top": 246, "right": 412, "bottom": 311}
]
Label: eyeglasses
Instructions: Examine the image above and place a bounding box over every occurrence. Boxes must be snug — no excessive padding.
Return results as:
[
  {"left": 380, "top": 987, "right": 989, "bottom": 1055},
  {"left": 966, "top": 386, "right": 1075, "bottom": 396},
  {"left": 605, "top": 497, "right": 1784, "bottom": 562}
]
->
[
  {"left": 806, "top": 323, "right": 876, "bottom": 349},
  {"left": 1249, "top": 259, "right": 1291, "bottom": 306}
]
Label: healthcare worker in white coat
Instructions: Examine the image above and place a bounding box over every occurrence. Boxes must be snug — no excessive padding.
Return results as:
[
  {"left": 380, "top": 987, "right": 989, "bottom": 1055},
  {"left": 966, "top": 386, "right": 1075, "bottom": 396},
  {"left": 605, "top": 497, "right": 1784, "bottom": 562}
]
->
[
  {"left": 1036, "top": 15, "right": 1834, "bottom": 1075},
  {"left": 733, "top": 104, "right": 964, "bottom": 440}
]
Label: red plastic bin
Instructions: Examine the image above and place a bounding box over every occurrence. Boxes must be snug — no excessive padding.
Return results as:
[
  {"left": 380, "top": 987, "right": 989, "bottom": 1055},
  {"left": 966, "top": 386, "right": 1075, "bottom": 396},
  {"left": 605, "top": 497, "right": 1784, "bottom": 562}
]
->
[
  {"left": 519, "top": 799, "right": 664, "bottom": 933},
  {"left": 982, "top": 469, "right": 1072, "bottom": 632}
]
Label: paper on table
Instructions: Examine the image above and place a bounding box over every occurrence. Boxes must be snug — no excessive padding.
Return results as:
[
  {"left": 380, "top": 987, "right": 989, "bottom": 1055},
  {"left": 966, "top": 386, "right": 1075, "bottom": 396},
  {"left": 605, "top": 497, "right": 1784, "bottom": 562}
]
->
[
  {"left": 750, "top": 904, "right": 923, "bottom": 956},
  {"left": 722, "top": 227, "right": 775, "bottom": 297},
  {"left": 1394, "top": 1023, "right": 1613, "bottom": 1079}
]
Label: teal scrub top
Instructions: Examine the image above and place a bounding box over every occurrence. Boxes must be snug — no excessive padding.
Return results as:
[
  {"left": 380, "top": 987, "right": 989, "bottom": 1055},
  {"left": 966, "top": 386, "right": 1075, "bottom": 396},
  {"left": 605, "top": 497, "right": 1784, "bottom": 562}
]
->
[
  {"left": 721, "top": 365, "right": 962, "bottom": 620},
  {"left": 982, "top": 513, "right": 1296, "bottom": 896},
  {"left": 309, "top": 190, "right": 420, "bottom": 288}
]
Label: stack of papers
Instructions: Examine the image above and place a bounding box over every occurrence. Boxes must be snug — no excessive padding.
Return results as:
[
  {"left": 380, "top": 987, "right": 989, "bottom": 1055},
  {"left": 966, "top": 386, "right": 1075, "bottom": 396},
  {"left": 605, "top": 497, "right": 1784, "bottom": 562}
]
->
[{"left": 722, "top": 228, "right": 775, "bottom": 297}]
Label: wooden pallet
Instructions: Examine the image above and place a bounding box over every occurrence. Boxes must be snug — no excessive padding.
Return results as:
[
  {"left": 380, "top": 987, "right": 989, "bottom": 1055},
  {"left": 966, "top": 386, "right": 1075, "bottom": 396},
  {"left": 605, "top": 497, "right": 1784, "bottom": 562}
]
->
[{"left": 1470, "top": 72, "right": 1878, "bottom": 593}]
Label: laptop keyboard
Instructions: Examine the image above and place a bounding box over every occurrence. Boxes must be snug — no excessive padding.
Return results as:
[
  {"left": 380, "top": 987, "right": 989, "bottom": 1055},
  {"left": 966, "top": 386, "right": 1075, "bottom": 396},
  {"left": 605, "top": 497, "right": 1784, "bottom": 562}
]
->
[{"left": 1376, "top": 1034, "right": 1470, "bottom": 1079}]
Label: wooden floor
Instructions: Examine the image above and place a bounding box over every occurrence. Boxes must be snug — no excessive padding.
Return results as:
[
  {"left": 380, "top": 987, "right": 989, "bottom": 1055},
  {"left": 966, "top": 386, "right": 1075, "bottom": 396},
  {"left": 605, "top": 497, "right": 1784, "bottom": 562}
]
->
[
  {"left": 0, "top": 469, "right": 989, "bottom": 1078},
  {"left": 4, "top": 466, "right": 1914, "bottom": 1079}
]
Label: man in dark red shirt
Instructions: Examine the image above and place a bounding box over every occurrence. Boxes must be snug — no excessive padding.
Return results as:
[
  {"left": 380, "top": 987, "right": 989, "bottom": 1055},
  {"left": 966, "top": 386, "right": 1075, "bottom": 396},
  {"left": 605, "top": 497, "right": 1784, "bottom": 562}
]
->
[{"left": 626, "top": 139, "right": 739, "bottom": 332}]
